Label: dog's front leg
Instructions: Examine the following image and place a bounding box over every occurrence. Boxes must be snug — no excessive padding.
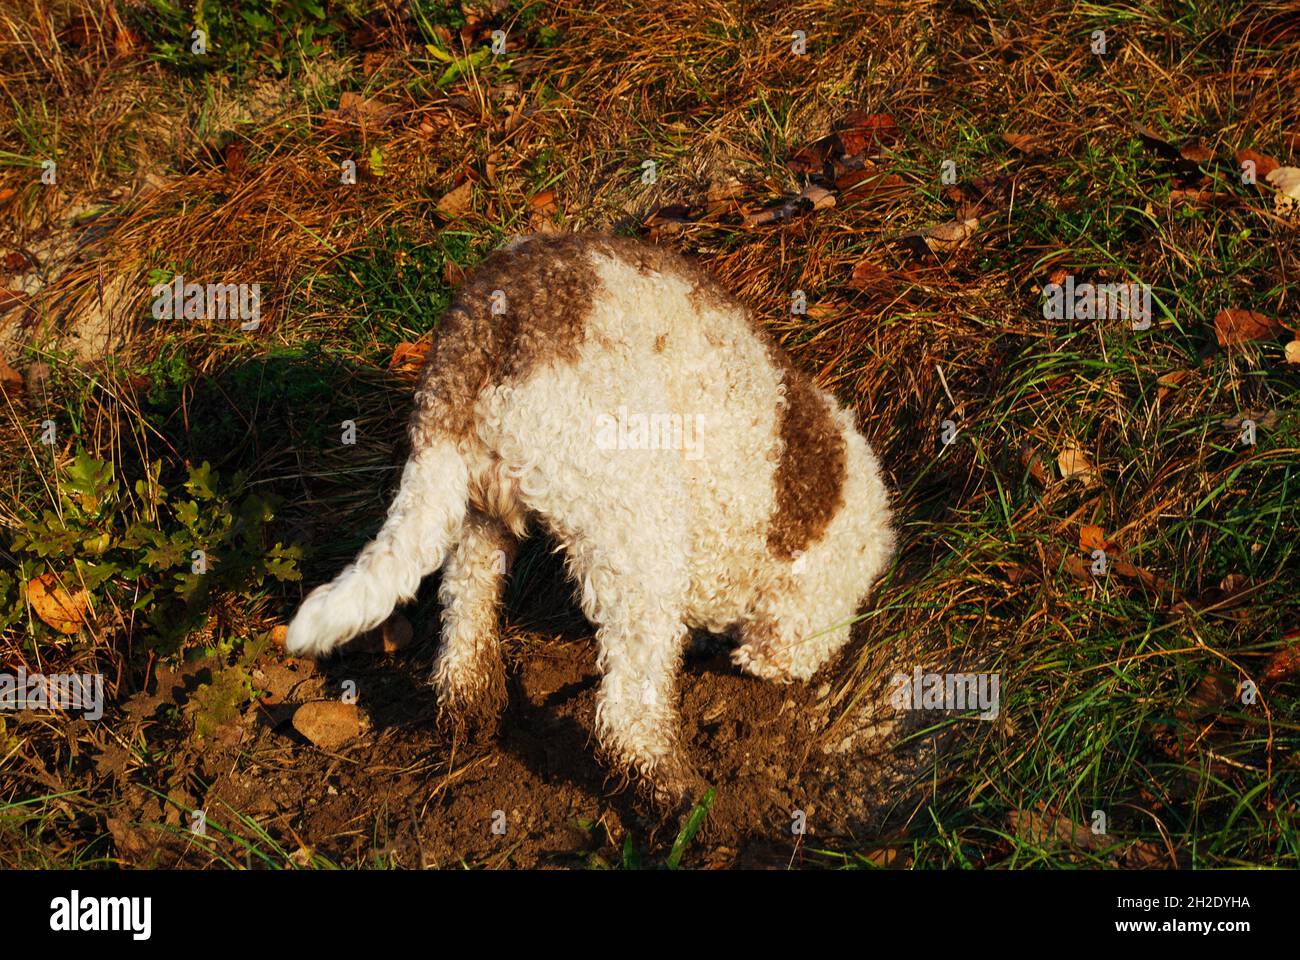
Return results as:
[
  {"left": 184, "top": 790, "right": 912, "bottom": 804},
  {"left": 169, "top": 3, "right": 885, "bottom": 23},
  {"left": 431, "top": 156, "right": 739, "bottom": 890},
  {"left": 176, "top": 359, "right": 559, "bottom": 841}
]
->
[{"left": 591, "top": 598, "right": 699, "bottom": 813}]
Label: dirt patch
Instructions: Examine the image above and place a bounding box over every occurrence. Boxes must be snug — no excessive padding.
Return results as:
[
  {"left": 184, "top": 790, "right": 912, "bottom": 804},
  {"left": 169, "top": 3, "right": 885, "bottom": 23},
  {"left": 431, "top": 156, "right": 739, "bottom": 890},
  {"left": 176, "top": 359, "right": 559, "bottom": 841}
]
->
[{"left": 151, "top": 622, "right": 928, "bottom": 869}]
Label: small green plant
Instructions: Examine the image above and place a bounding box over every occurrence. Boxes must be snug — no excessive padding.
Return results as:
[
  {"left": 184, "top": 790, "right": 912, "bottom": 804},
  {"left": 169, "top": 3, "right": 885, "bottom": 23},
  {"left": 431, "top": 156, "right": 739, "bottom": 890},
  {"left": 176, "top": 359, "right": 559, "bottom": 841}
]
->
[
  {"left": 7, "top": 451, "right": 300, "bottom": 656},
  {"left": 136, "top": 0, "right": 365, "bottom": 75},
  {"left": 664, "top": 788, "right": 714, "bottom": 869}
]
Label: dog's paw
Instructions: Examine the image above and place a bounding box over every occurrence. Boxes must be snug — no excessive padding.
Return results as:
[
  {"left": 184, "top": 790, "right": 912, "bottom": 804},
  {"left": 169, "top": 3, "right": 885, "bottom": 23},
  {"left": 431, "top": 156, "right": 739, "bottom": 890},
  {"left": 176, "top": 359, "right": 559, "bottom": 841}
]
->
[
  {"left": 731, "top": 639, "right": 799, "bottom": 682},
  {"left": 432, "top": 664, "right": 507, "bottom": 744}
]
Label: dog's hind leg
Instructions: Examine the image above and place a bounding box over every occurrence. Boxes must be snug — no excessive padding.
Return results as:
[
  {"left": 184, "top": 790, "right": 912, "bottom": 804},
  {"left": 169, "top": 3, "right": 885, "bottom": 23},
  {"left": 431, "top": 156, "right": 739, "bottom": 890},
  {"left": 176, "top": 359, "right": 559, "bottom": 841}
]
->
[{"left": 432, "top": 509, "right": 517, "bottom": 738}]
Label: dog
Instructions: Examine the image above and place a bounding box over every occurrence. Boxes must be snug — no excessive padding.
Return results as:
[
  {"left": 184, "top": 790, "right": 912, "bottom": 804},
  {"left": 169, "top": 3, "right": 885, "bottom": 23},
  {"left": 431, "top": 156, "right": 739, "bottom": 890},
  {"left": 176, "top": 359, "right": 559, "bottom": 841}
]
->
[{"left": 285, "top": 231, "right": 895, "bottom": 809}]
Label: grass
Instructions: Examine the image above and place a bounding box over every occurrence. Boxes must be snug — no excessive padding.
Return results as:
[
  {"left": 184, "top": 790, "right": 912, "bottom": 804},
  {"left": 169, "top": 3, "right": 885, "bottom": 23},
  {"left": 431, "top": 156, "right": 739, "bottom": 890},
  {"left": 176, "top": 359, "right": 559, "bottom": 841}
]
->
[{"left": 0, "top": 0, "right": 1298, "bottom": 868}]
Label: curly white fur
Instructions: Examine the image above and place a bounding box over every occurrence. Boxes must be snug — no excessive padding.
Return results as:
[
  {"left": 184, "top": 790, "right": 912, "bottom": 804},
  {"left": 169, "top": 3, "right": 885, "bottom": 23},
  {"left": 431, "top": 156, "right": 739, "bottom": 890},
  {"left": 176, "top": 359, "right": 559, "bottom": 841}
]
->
[{"left": 286, "top": 234, "right": 895, "bottom": 806}]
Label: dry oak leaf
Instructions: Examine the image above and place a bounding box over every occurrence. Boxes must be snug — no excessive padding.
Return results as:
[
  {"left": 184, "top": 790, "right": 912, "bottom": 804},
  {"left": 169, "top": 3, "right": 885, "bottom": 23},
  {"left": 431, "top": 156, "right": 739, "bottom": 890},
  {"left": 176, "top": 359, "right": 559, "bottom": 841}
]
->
[
  {"left": 334, "top": 91, "right": 395, "bottom": 127},
  {"left": 0, "top": 357, "right": 22, "bottom": 398},
  {"left": 834, "top": 112, "right": 899, "bottom": 156},
  {"left": 847, "top": 258, "right": 894, "bottom": 293},
  {"left": 437, "top": 181, "right": 474, "bottom": 218},
  {"left": 1213, "top": 308, "right": 1280, "bottom": 347},
  {"left": 1079, "top": 525, "right": 1112, "bottom": 553},
  {"left": 1057, "top": 444, "right": 1097, "bottom": 485},
  {"left": 894, "top": 217, "right": 980, "bottom": 255},
  {"left": 1178, "top": 141, "right": 1215, "bottom": 164},
  {"left": 28, "top": 572, "right": 90, "bottom": 634},
  {"left": 291, "top": 701, "right": 369, "bottom": 750},
  {"left": 389, "top": 341, "right": 431, "bottom": 378},
  {"left": 1002, "top": 132, "right": 1048, "bottom": 156},
  {"left": 1008, "top": 806, "right": 1095, "bottom": 850},
  {"left": 1262, "top": 632, "right": 1300, "bottom": 685},
  {"left": 0, "top": 290, "right": 29, "bottom": 315},
  {"left": 1234, "top": 148, "right": 1280, "bottom": 180},
  {"left": 1019, "top": 441, "right": 1050, "bottom": 484},
  {"left": 1156, "top": 369, "right": 1193, "bottom": 401},
  {"left": 528, "top": 189, "right": 558, "bottom": 216}
]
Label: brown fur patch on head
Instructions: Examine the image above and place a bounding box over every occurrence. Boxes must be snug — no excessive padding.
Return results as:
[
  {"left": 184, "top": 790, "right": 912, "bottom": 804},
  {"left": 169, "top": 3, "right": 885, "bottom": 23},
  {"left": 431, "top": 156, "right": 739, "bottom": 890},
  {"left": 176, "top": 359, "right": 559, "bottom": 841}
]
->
[
  {"left": 765, "top": 351, "right": 848, "bottom": 560},
  {"left": 411, "top": 233, "right": 602, "bottom": 444}
]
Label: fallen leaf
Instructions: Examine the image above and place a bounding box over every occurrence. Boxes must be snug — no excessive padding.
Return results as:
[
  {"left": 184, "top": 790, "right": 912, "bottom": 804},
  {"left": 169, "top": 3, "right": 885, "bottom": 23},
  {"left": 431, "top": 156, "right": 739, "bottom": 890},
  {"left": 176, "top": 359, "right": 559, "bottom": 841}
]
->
[
  {"left": 1262, "top": 632, "right": 1300, "bottom": 685},
  {"left": 1177, "top": 671, "right": 1235, "bottom": 723},
  {"left": 847, "top": 258, "right": 894, "bottom": 292},
  {"left": 895, "top": 217, "right": 980, "bottom": 256},
  {"left": 291, "top": 701, "right": 368, "bottom": 750},
  {"left": 1019, "top": 441, "right": 1049, "bottom": 484},
  {"left": 742, "top": 184, "right": 835, "bottom": 227},
  {"left": 1057, "top": 444, "right": 1097, "bottom": 485},
  {"left": 1220, "top": 408, "right": 1278, "bottom": 432},
  {"left": 1131, "top": 123, "right": 1182, "bottom": 160},
  {"left": 837, "top": 170, "right": 906, "bottom": 203},
  {"left": 1168, "top": 188, "right": 1234, "bottom": 207},
  {"left": 834, "top": 112, "right": 898, "bottom": 156},
  {"left": 1009, "top": 806, "right": 1095, "bottom": 850},
  {"left": 1003, "top": 132, "right": 1048, "bottom": 156},
  {"left": 1265, "top": 165, "right": 1300, "bottom": 212},
  {"left": 798, "top": 183, "right": 835, "bottom": 210},
  {"left": 437, "top": 181, "right": 474, "bottom": 218},
  {"left": 1214, "top": 308, "right": 1280, "bottom": 347},
  {"left": 1079, "top": 525, "right": 1111, "bottom": 552},
  {"left": 0, "top": 290, "right": 29, "bottom": 314},
  {"left": 1156, "top": 369, "right": 1192, "bottom": 401},
  {"left": 389, "top": 341, "right": 431, "bottom": 378},
  {"left": 223, "top": 141, "right": 245, "bottom": 177},
  {"left": 28, "top": 572, "right": 90, "bottom": 634},
  {"left": 528, "top": 189, "right": 558, "bottom": 215},
  {"left": 0, "top": 357, "right": 22, "bottom": 398},
  {"left": 334, "top": 91, "right": 395, "bottom": 127},
  {"left": 1122, "top": 841, "right": 1171, "bottom": 869},
  {"left": 706, "top": 177, "right": 745, "bottom": 204},
  {"left": 1234, "top": 148, "right": 1280, "bottom": 180}
]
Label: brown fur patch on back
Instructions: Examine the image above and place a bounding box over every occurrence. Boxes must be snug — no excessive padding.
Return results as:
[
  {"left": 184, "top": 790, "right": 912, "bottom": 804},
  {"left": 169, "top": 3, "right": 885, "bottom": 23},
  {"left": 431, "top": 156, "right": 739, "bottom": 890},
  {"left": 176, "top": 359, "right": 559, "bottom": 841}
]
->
[
  {"left": 765, "top": 353, "right": 847, "bottom": 559},
  {"left": 411, "top": 232, "right": 741, "bottom": 446},
  {"left": 411, "top": 233, "right": 602, "bottom": 443}
]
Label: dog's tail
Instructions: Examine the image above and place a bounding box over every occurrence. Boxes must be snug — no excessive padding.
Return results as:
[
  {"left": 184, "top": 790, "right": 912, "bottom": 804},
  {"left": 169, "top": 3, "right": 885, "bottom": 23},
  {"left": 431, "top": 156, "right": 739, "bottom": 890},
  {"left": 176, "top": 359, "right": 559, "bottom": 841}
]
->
[{"left": 284, "top": 438, "right": 469, "bottom": 658}]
